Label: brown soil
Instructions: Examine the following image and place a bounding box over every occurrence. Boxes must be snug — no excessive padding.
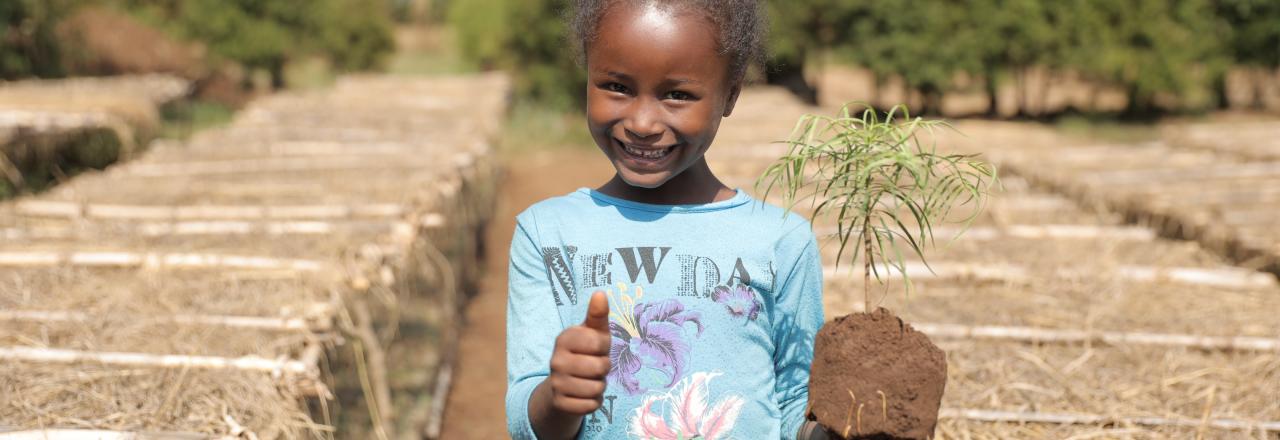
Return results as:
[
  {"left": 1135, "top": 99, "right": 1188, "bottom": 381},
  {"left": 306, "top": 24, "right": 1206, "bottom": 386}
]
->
[
  {"left": 439, "top": 148, "right": 613, "bottom": 439},
  {"left": 808, "top": 308, "right": 947, "bottom": 440}
]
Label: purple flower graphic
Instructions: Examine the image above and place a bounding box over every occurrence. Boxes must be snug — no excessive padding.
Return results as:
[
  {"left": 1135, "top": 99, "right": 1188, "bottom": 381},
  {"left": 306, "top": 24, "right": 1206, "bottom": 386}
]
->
[
  {"left": 606, "top": 283, "right": 704, "bottom": 396},
  {"left": 711, "top": 284, "right": 762, "bottom": 322}
]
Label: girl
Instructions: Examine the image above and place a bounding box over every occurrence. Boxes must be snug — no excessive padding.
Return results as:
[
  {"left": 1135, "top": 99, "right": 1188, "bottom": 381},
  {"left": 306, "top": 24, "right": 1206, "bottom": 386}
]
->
[{"left": 506, "top": 1, "right": 826, "bottom": 438}]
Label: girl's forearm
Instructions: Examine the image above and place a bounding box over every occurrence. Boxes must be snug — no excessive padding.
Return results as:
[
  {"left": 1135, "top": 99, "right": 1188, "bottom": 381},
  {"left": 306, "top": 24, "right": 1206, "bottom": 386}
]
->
[{"left": 529, "top": 379, "right": 584, "bottom": 440}]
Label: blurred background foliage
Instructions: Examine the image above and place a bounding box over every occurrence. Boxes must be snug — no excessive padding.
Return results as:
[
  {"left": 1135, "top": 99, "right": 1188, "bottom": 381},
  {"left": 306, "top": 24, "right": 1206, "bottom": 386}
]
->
[
  {"left": 4, "top": 0, "right": 1280, "bottom": 117},
  {"left": 1, "top": 0, "right": 395, "bottom": 98},
  {"left": 445, "top": 0, "right": 1280, "bottom": 117}
]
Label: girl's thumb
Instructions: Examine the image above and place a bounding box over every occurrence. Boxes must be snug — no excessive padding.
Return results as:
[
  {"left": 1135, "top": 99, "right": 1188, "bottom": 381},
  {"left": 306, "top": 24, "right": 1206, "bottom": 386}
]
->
[{"left": 582, "top": 291, "right": 610, "bottom": 332}]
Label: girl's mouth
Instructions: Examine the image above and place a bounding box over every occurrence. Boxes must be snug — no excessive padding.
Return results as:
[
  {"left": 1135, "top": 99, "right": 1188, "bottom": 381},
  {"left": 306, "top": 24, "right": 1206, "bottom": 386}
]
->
[{"left": 618, "top": 139, "right": 677, "bottom": 163}]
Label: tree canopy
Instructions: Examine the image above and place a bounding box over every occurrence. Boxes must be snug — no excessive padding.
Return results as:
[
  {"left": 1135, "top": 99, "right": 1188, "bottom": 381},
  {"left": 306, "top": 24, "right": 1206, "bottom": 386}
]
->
[
  {"left": 442, "top": 0, "right": 1273, "bottom": 115},
  {"left": 2, "top": 0, "right": 395, "bottom": 87},
  {"left": 768, "top": 0, "right": 1239, "bottom": 115}
]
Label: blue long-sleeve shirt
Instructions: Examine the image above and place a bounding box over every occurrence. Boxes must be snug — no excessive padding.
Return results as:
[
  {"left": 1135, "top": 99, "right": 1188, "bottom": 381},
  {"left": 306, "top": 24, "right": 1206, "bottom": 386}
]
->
[{"left": 506, "top": 188, "right": 824, "bottom": 439}]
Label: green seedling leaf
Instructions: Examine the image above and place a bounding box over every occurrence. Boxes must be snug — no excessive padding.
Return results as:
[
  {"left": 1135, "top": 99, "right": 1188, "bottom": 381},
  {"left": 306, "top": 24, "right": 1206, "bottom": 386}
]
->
[{"left": 757, "top": 103, "right": 998, "bottom": 313}]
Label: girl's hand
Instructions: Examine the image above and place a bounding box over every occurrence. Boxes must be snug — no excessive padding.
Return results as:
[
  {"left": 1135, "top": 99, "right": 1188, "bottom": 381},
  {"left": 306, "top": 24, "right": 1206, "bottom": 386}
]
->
[
  {"left": 529, "top": 292, "right": 611, "bottom": 439},
  {"left": 548, "top": 291, "right": 612, "bottom": 414}
]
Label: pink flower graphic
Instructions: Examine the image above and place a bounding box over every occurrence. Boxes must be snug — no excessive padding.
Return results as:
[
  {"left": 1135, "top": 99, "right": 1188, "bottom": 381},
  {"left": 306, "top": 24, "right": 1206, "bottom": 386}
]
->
[
  {"left": 711, "top": 284, "right": 761, "bottom": 322},
  {"left": 629, "top": 371, "right": 744, "bottom": 440},
  {"left": 606, "top": 283, "right": 703, "bottom": 396}
]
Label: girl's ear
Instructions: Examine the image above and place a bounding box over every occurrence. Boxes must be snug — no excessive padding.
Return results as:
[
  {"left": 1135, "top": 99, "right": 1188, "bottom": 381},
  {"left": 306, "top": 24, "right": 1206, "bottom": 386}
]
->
[{"left": 722, "top": 83, "right": 742, "bottom": 117}]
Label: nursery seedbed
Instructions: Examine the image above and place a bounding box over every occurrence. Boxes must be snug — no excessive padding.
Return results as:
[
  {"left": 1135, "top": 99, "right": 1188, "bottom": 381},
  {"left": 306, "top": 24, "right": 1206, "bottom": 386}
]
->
[
  {"left": 821, "top": 276, "right": 1280, "bottom": 339},
  {"left": 21, "top": 168, "right": 458, "bottom": 207},
  {"left": 0, "top": 75, "right": 191, "bottom": 197},
  {"left": 935, "top": 339, "right": 1280, "bottom": 439},
  {"left": 1164, "top": 119, "right": 1280, "bottom": 161},
  {"left": 0, "top": 266, "right": 332, "bottom": 318},
  {"left": 0, "top": 219, "right": 412, "bottom": 243},
  {"left": 0, "top": 362, "right": 322, "bottom": 437},
  {"left": 0, "top": 73, "right": 505, "bottom": 438},
  {"left": 818, "top": 231, "right": 1237, "bottom": 271},
  {"left": 0, "top": 321, "right": 323, "bottom": 359},
  {"left": 141, "top": 140, "right": 454, "bottom": 164},
  {"left": 943, "top": 121, "right": 1280, "bottom": 277}
]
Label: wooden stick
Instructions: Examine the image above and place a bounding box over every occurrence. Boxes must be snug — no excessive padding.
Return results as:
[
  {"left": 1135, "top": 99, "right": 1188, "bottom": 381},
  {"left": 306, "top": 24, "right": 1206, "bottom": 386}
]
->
[
  {"left": 121, "top": 156, "right": 440, "bottom": 177},
  {"left": 135, "top": 220, "right": 408, "bottom": 236},
  {"left": 814, "top": 224, "right": 1155, "bottom": 241},
  {"left": 824, "top": 262, "right": 1030, "bottom": 283},
  {"left": 939, "top": 408, "right": 1280, "bottom": 433},
  {"left": 0, "top": 251, "right": 327, "bottom": 272},
  {"left": 4, "top": 221, "right": 419, "bottom": 240},
  {"left": 1085, "top": 161, "right": 1280, "bottom": 185},
  {"left": 12, "top": 200, "right": 405, "bottom": 220},
  {"left": 824, "top": 262, "right": 1276, "bottom": 289},
  {"left": 914, "top": 323, "right": 1280, "bottom": 352},
  {"left": 0, "top": 309, "right": 327, "bottom": 332},
  {"left": 0, "top": 429, "right": 220, "bottom": 440},
  {"left": 16, "top": 216, "right": 435, "bottom": 240},
  {"left": 0, "top": 346, "right": 315, "bottom": 375},
  {"left": 185, "top": 140, "right": 427, "bottom": 157}
]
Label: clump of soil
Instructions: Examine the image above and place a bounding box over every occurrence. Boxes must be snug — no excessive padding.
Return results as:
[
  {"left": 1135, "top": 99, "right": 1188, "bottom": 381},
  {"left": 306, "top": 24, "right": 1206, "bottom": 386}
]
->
[{"left": 808, "top": 308, "right": 947, "bottom": 439}]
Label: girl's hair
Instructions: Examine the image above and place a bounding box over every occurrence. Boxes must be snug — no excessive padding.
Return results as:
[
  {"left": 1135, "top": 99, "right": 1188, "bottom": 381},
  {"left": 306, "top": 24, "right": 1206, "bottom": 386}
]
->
[{"left": 570, "top": 0, "right": 767, "bottom": 83}]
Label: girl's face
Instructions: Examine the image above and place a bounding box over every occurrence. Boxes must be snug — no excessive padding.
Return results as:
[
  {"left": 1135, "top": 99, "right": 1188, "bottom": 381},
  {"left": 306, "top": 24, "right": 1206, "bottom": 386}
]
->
[{"left": 585, "top": 3, "right": 740, "bottom": 189}]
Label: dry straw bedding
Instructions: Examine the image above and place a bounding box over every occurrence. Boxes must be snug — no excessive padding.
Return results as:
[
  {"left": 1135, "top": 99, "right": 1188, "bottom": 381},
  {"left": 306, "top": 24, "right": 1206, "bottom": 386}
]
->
[
  {"left": 24, "top": 170, "right": 455, "bottom": 206},
  {"left": 822, "top": 275, "right": 1280, "bottom": 342},
  {"left": 0, "top": 266, "right": 332, "bottom": 357},
  {"left": 1163, "top": 119, "right": 1280, "bottom": 161},
  {"left": 943, "top": 121, "right": 1280, "bottom": 272},
  {"left": 0, "top": 362, "right": 320, "bottom": 437},
  {"left": 0, "top": 75, "right": 191, "bottom": 168},
  {"left": 0, "top": 228, "right": 398, "bottom": 265},
  {"left": 0, "top": 268, "right": 331, "bottom": 436},
  {"left": 0, "top": 73, "right": 506, "bottom": 437},
  {"left": 937, "top": 340, "right": 1280, "bottom": 439},
  {"left": 0, "top": 267, "right": 328, "bottom": 319}
]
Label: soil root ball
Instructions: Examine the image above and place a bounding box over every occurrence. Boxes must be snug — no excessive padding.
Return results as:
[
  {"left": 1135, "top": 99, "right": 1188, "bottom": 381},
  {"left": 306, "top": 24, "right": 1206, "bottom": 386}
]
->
[{"left": 807, "top": 308, "right": 947, "bottom": 440}]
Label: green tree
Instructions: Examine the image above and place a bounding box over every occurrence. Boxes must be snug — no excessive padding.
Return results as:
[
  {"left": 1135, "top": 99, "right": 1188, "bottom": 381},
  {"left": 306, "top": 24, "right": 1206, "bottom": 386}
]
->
[
  {"left": 118, "top": 0, "right": 394, "bottom": 89},
  {"left": 1215, "top": 0, "right": 1280, "bottom": 108},
  {"left": 314, "top": 0, "right": 396, "bottom": 72},
  {"left": 1095, "top": 0, "right": 1227, "bottom": 114},
  {"left": 961, "top": 0, "right": 1055, "bottom": 116},
  {"left": 0, "top": 0, "right": 78, "bottom": 79},
  {"left": 450, "top": 0, "right": 583, "bottom": 109}
]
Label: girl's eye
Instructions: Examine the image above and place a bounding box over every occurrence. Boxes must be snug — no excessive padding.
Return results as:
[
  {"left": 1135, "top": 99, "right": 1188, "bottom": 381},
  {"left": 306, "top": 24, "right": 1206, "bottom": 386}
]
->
[
  {"left": 602, "top": 82, "right": 629, "bottom": 94},
  {"left": 664, "top": 91, "right": 696, "bottom": 101}
]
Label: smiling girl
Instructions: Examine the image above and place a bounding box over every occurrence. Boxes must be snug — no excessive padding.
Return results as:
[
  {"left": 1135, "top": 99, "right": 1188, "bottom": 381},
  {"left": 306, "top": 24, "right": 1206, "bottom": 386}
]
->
[{"left": 506, "top": 1, "right": 825, "bottom": 438}]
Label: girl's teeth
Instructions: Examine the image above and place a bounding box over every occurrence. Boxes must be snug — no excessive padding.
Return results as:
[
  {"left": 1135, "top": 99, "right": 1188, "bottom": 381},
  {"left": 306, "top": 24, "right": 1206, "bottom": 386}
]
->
[{"left": 625, "top": 144, "right": 671, "bottom": 159}]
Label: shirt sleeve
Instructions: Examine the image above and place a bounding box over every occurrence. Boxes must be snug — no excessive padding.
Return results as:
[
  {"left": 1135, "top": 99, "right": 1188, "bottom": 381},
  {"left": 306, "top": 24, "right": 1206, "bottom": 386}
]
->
[
  {"left": 506, "top": 216, "right": 564, "bottom": 439},
  {"left": 772, "top": 226, "right": 825, "bottom": 439}
]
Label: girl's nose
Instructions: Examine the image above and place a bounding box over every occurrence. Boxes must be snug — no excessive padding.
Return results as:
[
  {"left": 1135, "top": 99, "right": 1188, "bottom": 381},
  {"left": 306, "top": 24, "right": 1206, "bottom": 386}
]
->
[{"left": 622, "top": 99, "right": 663, "bottom": 140}]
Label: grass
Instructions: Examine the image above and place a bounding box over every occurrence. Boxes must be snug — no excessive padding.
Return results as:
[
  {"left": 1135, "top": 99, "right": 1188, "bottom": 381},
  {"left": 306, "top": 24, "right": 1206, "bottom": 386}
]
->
[
  {"left": 158, "top": 99, "right": 236, "bottom": 141},
  {"left": 386, "top": 48, "right": 476, "bottom": 76},
  {"left": 284, "top": 56, "right": 340, "bottom": 91},
  {"left": 386, "top": 25, "right": 477, "bottom": 76},
  {"left": 1051, "top": 114, "right": 1161, "bottom": 144},
  {"left": 0, "top": 128, "right": 123, "bottom": 199},
  {"left": 498, "top": 101, "right": 597, "bottom": 155}
]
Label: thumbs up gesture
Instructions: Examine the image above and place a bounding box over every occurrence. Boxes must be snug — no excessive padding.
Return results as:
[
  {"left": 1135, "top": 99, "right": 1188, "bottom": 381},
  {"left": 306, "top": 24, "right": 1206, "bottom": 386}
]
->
[{"left": 547, "top": 291, "right": 612, "bottom": 415}]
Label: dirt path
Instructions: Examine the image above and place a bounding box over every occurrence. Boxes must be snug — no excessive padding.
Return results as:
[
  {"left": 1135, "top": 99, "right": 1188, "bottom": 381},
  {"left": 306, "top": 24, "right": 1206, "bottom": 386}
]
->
[{"left": 441, "top": 148, "right": 612, "bottom": 439}]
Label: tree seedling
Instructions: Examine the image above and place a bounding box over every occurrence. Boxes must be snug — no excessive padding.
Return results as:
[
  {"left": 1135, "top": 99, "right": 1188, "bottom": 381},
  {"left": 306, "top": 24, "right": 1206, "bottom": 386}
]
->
[{"left": 759, "top": 103, "right": 996, "bottom": 439}]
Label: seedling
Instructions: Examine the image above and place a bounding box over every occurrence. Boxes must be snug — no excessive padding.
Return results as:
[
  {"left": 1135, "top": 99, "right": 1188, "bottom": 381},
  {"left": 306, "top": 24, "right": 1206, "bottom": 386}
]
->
[
  {"left": 758, "top": 103, "right": 996, "bottom": 311},
  {"left": 759, "top": 103, "right": 996, "bottom": 439}
]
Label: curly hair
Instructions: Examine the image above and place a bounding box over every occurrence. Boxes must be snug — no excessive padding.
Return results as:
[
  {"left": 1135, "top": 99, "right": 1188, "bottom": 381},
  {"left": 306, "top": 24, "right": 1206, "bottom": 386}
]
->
[{"left": 569, "top": 0, "right": 767, "bottom": 82}]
